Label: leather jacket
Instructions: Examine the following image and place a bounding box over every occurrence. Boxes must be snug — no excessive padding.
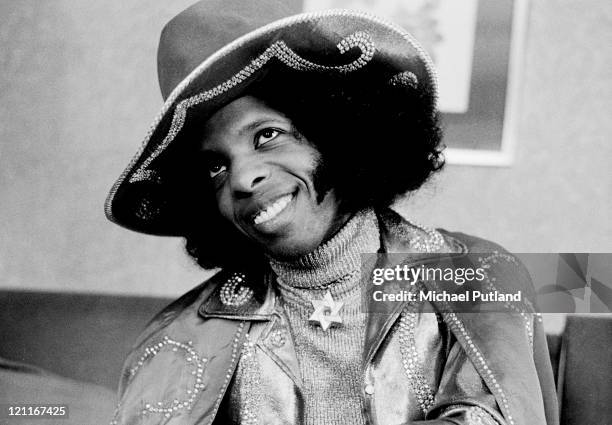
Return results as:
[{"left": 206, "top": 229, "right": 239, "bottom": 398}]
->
[{"left": 111, "top": 210, "right": 558, "bottom": 425}]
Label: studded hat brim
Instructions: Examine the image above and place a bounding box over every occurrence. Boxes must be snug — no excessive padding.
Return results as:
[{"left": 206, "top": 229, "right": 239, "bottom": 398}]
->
[{"left": 105, "top": 9, "right": 438, "bottom": 236}]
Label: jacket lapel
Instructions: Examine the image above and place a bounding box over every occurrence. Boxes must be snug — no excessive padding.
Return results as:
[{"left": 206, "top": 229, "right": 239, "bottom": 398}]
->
[
  {"left": 198, "top": 269, "right": 303, "bottom": 388},
  {"left": 363, "top": 209, "right": 466, "bottom": 364},
  {"left": 198, "top": 270, "right": 276, "bottom": 321}
]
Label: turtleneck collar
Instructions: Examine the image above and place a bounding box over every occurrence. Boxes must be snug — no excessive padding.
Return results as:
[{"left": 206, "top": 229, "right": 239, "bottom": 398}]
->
[{"left": 269, "top": 209, "right": 380, "bottom": 289}]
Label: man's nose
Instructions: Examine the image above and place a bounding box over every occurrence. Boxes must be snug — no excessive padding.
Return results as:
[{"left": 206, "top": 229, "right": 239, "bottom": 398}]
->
[{"left": 230, "top": 158, "right": 270, "bottom": 197}]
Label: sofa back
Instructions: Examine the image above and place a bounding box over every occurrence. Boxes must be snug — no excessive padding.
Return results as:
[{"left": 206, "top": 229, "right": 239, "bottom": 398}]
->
[{"left": 0, "top": 290, "right": 170, "bottom": 390}]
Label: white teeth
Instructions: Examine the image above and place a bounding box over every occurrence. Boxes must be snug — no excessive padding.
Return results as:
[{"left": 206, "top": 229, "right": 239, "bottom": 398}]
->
[{"left": 253, "top": 194, "right": 292, "bottom": 225}]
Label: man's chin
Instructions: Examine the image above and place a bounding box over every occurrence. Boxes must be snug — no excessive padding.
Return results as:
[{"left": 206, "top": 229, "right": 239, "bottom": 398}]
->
[{"left": 263, "top": 237, "right": 324, "bottom": 262}]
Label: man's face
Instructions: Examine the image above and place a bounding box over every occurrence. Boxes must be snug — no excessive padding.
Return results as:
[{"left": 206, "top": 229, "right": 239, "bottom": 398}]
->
[{"left": 200, "top": 96, "right": 347, "bottom": 259}]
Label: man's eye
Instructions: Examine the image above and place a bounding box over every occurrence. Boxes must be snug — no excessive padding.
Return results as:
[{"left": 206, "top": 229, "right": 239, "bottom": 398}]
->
[
  {"left": 208, "top": 162, "right": 227, "bottom": 178},
  {"left": 255, "top": 129, "right": 281, "bottom": 147}
]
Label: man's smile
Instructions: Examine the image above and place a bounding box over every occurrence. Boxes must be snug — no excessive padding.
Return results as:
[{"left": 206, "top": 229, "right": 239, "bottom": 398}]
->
[{"left": 252, "top": 192, "right": 294, "bottom": 225}]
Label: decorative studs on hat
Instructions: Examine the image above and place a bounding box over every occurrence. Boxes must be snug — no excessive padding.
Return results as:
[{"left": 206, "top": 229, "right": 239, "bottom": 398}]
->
[
  {"left": 130, "top": 31, "right": 376, "bottom": 184},
  {"left": 388, "top": 71, "right": 419, "bottom": 89}
]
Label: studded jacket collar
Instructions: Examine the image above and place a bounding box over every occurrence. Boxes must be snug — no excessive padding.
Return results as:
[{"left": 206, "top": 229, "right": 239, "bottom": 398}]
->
[{"left": 111, "top": 209, "right": 558, "bottom": 425}]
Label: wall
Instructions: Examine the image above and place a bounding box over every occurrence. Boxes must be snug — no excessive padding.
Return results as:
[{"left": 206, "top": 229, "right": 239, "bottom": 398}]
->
[
  {"left": 401, "top": 0, "right": 612, "bottom": 254},
  {"left": 1, "top": 0, "right": 207, "bottom": 296},
  {"left": 1, "top": 0, "right": 610, "bottom": 302}
]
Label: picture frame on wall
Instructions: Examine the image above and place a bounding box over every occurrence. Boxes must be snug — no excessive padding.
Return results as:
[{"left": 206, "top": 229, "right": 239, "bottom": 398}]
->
[{"left": 303, "top": 0, "right": 529, "bottom": 166}]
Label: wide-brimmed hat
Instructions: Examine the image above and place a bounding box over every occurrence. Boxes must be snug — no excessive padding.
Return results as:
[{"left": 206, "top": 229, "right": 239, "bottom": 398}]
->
[{"left": 105, "top": 0, "right": 438, "bottom": 236}]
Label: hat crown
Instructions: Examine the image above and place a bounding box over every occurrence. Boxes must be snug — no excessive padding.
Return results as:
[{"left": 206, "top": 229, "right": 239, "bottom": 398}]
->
[{"left": 157, "top": 0, "right": 295, "bottom": 100}]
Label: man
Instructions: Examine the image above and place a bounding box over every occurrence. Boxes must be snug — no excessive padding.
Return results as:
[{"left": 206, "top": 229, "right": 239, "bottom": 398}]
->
[{"left": 105, "top": 1, "right": 558, "bottom": 424}]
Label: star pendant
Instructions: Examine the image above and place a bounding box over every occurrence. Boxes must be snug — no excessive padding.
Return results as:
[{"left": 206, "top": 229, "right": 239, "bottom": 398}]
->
[{"left": 308, "top": 291, "right": 344, "bottom": 331}]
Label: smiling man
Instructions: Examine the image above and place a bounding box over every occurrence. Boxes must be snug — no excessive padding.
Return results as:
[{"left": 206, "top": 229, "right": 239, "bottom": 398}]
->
[
  {"left": 105, "top": 1, "right": 558, "bottom": 424},
  {"left": 199, "top": 95, "right": 349, "bottom": 259}
]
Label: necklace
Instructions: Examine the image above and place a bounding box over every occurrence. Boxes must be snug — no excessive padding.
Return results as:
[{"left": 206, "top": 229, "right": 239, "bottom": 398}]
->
[{"left": 308, "top": 291, "right": 344, "bottom": 331}]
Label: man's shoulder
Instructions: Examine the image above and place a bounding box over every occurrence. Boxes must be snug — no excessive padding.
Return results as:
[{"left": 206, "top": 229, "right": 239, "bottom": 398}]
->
[
  {"left": 378, "top": 208, "right": 510, "bottom": 256},
  {"left": 381, "top": 208, "right": 517, "bottom": 252},
  {"left": 379, "top": 209, "right": 536, "bottom": 306},
  {"left": 439, "top": 229, "right": 508, "bottom": 254},
  {"left": 129, "top": 271, "right": 227, "bottom": 349},
  {"left": 436, "top": 230, "right": 537, "bottom": 309},
  {"left": 115, "top": 270, "right": 252, "bottom": 423}
]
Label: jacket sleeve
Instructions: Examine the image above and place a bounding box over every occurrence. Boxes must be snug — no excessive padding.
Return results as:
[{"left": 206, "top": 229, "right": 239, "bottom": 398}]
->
[
  {"left": 416, "top": 336, "right": 507, "bottom": 424},
  {"left": 417, "top": 241, "right": 558, "bottom": 425},
  {"left": 112, "top": 278, "right": 221, "bottom": 425},
  {"left": 116, "top": 279, "right": 212, "bottom": 399}
]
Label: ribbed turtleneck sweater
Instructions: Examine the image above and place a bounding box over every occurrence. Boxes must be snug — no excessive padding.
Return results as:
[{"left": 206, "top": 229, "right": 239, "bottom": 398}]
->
[{"left": 269, "top": 209, "right": 380, "bottom": 425}]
